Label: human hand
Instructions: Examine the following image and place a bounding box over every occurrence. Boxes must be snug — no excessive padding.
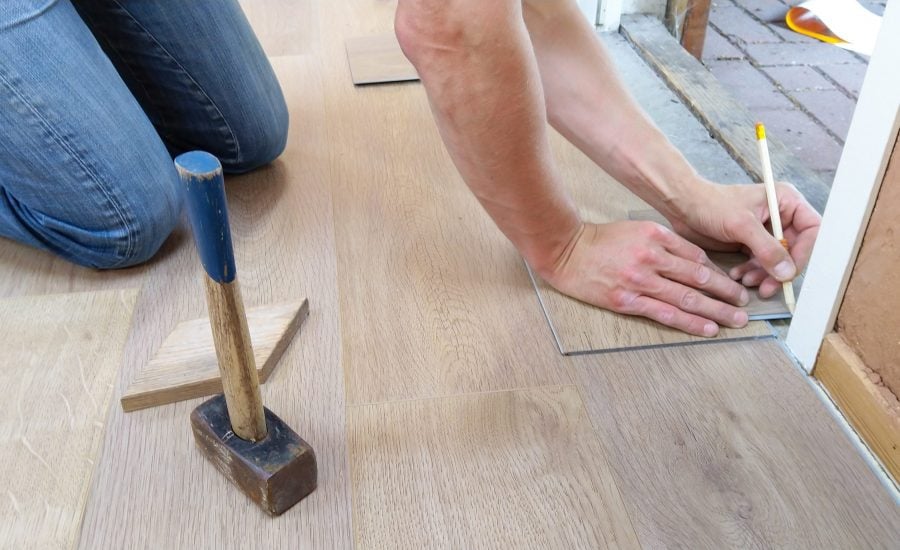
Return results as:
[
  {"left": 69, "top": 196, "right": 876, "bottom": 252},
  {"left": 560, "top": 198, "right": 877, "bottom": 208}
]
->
[
  {"left": 666, "top": 181, "right": 821, "bottom": 298},
  {"left": 540, "top": 221, "right": 751, "bottom": 336}
]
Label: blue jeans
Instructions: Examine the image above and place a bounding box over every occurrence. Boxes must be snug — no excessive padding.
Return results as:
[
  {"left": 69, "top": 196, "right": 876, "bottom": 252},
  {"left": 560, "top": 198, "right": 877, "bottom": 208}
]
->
[{"left": 0, "top": 0, "right": 288, "bottom": 268}]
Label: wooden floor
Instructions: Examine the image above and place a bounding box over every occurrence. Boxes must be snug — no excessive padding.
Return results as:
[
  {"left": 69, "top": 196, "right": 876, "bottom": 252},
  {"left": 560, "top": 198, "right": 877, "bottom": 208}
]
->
[{"left": 0, "top": 1, "right": 897, "bottom": 548}]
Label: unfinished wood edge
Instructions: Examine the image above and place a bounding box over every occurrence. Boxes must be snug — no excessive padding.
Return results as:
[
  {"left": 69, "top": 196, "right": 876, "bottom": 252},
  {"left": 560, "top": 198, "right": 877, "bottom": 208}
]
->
[
  {"left": 814, "top": 333, "right": 900, "bottom": 482},
  {"left": 258, "top": 298, "right": 309, "bottom": 382},
  {"left": 121, "top": 377, "right": 230, "bottom": 413},
  {"left": 120, "top": 299, "right": 309, "bottom": 412},
  {"left": 619, "top": 15, "right": 830, "bottom": 212}
]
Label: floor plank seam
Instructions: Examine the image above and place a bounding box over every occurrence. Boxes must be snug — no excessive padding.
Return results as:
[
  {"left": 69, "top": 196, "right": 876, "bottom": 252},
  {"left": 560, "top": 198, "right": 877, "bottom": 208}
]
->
[
  {"left": 347, "top": 383, "right": 579, "bottom": 409},
  {"left": 562, "top": 334, "right": 776, "bottom": 358},
  {"left": 524, "top": 259, "right": 565, "bottom": 355}
]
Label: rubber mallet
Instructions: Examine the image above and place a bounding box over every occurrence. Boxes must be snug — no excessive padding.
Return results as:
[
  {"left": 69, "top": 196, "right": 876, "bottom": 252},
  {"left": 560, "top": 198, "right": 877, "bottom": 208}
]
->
[{"left": 175, "top": 151, "right": 316, "bottom": 516}]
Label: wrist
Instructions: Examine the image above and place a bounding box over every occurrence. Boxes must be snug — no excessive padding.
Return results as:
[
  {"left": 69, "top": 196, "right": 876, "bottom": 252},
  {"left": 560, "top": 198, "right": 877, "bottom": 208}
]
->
[{"left": 519, "top": 212, "right": 584, "bottom": 280}]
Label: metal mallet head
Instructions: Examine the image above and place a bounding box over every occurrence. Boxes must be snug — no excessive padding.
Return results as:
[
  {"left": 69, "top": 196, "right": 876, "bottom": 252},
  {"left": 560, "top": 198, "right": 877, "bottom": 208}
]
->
[{"left": 176, "top": 151, "right": 316, "bottom": 516}]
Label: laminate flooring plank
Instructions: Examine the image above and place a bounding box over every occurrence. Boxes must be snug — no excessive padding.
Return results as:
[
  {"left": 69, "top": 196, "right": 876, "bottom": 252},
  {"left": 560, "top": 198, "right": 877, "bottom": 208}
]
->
[
  {"left": 77, "top": 54, "right": 353, "bottom": 548},
  {"left": 349, "top": 386, "right": 641, "bottom": 549},
  {"left": 572, "top": 339, "right": 900, "bottom": 548},
  {"left": 346, "top": 34, "right": 419, "bottom": 85},
  {"left": 0, "top": 289, "right": 138, "bottom": 549},
  {"left": 238, "top": 0, "right": 318, "bottom": 57},
  {"left": 0, "top": 237, "right": 150, "bottom": 298},
  {"left": 322, "top": 2, "right": 574, "bottom": 405}
]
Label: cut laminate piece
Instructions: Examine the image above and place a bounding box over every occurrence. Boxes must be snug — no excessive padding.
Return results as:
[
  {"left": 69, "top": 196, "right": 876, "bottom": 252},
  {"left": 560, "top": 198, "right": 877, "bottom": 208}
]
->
[
  {"left": 348, "top": 386, "right": 641, "bottom": 548},
  {"left": 620, "top": 15, "right": 830, "bottom": 212},
  {"left": 572, "top": 339, "right": 900, "bottom": 548},
  {"left": 815, "top": 333, "right": 900, "bottom": 482},
  {"left": 345, "top": 34, "right": 419, "bottom": 85},
  {"left": 0, "top": 289, "right": 138, "bottom": 549},
  {"left": 530, "top": 266, "right": 771, "bottom": 355},
  {"left": 629, "top": 208, "right": 794, "bottom": 320},
  {"left": 121, "top": 300, "right": 308, "bottom": 412}
]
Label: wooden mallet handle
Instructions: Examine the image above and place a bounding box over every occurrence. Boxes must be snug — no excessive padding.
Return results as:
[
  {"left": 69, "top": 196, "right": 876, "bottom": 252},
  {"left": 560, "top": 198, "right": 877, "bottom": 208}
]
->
[{"left": 175, "top": 151, "right": 267, "bottom": 442}]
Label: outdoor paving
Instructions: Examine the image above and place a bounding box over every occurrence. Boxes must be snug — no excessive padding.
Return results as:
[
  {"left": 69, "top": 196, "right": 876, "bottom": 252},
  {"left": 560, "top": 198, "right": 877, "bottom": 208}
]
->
[{"left": 703, "top": 0, "right": 887, "bottom": 188}]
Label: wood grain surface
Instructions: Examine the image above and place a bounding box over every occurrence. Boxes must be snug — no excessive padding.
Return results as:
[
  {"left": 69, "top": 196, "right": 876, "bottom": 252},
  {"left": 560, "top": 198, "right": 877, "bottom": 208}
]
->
[
  {"left": 349, "top": 385, "right": 641, "bottom": 549},
  {"left": 572, "top": 339, "right": 900, "bottom": 548},
  {"left": 0, "top": 289, "right": 138, "bottom": 549},
  {"left": 121, "top": 300, "right": 308, "bottom": 412},
  {"left": 238, "top": 0, "right": 318, "bottom": 57},
  {"left": 202, "top": 278, "right": 267, "bottom": 440},
  {"left": 345, "top": 34, "right": 419, "bottom": 85},
  {"left": 528, "top": 133, "right": 772, "bottom": 355},
  {"left": 324, "top": 3, "right": 574, "bottom": 405}
]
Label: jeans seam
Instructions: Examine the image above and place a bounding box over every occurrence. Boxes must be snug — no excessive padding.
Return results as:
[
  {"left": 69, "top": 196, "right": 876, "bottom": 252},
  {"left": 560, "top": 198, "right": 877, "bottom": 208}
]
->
[
  {"left": 0, "top": 69, "right": 135, "bottom": 264},
  {"left": 110, "top": 0, "right": 243, "bottom": 163}
]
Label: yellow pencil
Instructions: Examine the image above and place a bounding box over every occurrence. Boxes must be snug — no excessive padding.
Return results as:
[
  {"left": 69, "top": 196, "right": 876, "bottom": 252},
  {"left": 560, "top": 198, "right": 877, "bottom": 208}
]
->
[{"left": 755, "top": 122, "right": 796, "bottom": 314}]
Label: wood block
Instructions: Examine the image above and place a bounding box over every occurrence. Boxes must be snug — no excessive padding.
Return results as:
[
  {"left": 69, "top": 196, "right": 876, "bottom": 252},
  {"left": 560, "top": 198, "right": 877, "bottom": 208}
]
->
[
  {"left": 815, "top": 333, "right": 900, "bottom": 482},
  {"left": 348, "top": 386, "right": 641, "bottom": 548},
  {"left": 571, "top": 339, "right": 900, "bottom": 547},
  {"left": 0, "top": 289, "right": 138, "bottom": 549},
  {"left": 191, "top": 395, "right": 317, "bottom": 516},
  {"left": 629, "top": 208, "right": 796, "bottom": 321},
  {"left": 345, "top": 34, "right": 419, "bottom": 85},
  {"left": 121, "top": 300, "right": 308, "bottom": 412}
]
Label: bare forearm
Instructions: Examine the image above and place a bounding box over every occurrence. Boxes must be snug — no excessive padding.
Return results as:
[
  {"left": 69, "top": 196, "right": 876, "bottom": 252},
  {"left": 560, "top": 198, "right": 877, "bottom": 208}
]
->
[
  {"left": 523, "top": 0, "right": 705, "bottom": 219},
  {"left": 396, "top": 0, "right": 581, "bottom": 273}
]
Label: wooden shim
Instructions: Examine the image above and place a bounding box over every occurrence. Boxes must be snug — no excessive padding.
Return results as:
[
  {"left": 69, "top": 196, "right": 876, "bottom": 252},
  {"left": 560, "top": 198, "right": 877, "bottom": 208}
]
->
[
  {"left": 121, "top": 299, "right": 308, "bottom": 412},
  {"left": 620, "top": 15, "right": 830, "bottom": 212},
  {"left": 0, "top": 289, "right": 138, "bottom": 549},
  {"left": 815, "top": 332, "right": 900, "bottom": 482},
  {"left": 345, "top": 34, "right": 419, "bottom": 85},
  {"left": 629, "top": 208, "right": 794, "bottom": 320}
]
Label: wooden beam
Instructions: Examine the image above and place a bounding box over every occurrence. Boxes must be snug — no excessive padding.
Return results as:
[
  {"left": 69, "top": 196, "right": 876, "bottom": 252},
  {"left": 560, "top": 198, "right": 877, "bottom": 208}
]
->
[
  {"left": 814, "top": 333, "right": 900, "bottom": 482},
  {"left": 620, "top": 15, "right": 830, "bottom": 212},
  {"left": 666, "top": 0, "right": 711, "bottom": 59}
]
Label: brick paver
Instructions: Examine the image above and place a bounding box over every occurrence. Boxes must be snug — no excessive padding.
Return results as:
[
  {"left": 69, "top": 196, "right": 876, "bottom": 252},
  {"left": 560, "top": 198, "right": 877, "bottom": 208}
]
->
[
  {"left": 761, "top": 65, "right": 834, "bottom": 92},
  {"left": 702, "top": 0, "right": 886, "bottom": 188},
  {"left": 817, "top": 63, "right": 868, "bottom": 98}
]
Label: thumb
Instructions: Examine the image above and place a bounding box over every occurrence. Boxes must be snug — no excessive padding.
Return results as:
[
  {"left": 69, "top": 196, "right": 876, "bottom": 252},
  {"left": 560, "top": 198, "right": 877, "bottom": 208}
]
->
[{"left": 734, "top": 220, "right": 796, "bottom": 281}]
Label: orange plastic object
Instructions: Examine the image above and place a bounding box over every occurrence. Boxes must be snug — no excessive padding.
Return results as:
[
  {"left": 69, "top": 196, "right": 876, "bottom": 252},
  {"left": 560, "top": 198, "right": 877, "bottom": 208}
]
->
[{"left": 785, "top": 6, "right": 845, "bottom": 45}]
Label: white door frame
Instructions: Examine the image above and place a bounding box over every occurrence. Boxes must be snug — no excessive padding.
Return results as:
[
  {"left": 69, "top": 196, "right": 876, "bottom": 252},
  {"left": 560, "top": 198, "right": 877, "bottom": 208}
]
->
[{"left": 786, "top": 0, "right": 900, "bottom": 372}]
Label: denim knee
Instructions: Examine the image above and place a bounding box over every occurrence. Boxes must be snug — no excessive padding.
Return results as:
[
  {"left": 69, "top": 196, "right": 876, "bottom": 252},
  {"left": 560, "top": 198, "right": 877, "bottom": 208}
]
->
[
  {"left": 89, "top": 171, "right": 182, "bottom": 269},
  {"left": 44, "top": 168, "right": 183, "bottom": 270},
  {"left": 223, "top": 95, "right": 289, "bottom": 174}
]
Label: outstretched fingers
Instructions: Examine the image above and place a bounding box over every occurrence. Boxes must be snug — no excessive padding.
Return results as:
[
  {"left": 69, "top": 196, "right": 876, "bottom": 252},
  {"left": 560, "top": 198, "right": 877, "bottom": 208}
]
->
[{"left": 628, "top": 295, "right": 721, "bottom": 337}]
